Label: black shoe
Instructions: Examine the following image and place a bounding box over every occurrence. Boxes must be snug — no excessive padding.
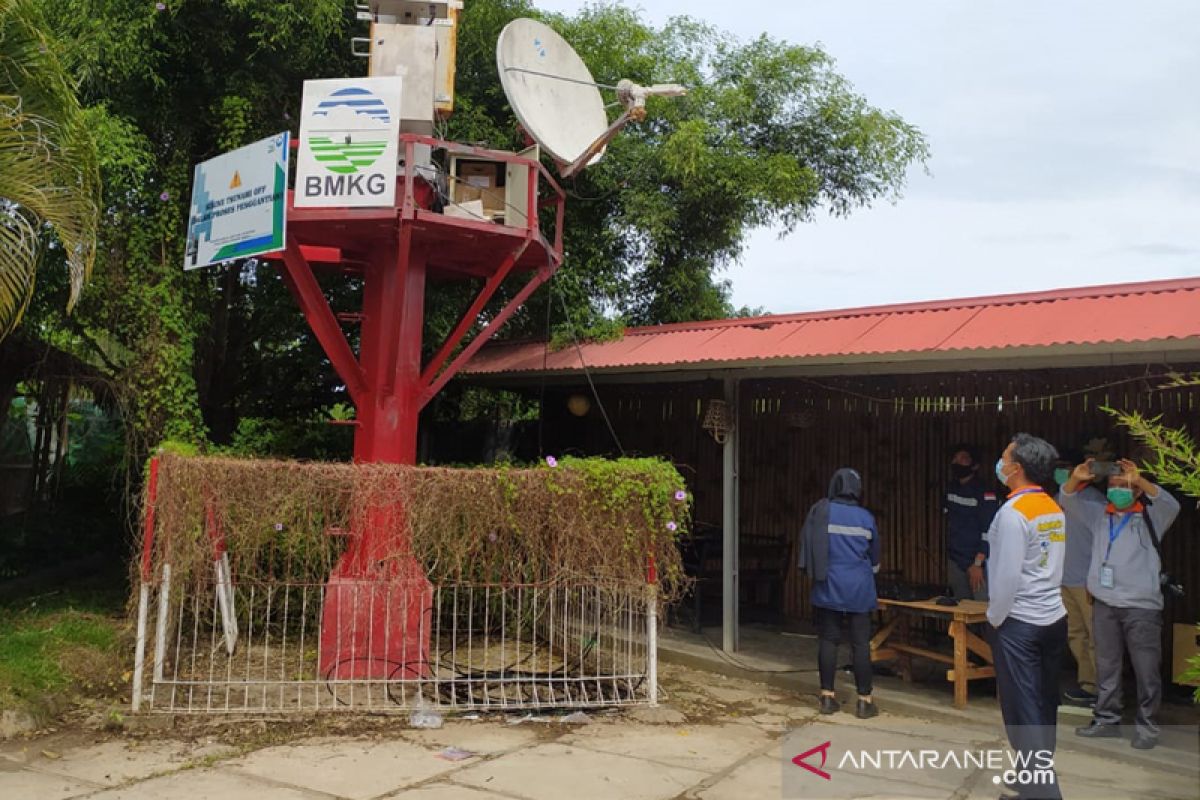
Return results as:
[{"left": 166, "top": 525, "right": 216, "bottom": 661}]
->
[
  {"left": 1130, "top": 733, "right": 1158, "bottom": 750},
  {"left": 855, "top": 699, "right": 878, "bottom": 719},
  {"left": 1075, "top": 721, "right": 1121, "bottom": 738},
  {"left": 1062, "top": 687, "right": 1097, "bottom": 706},
  {"left": 818, "top": 695, "right": 840, "bottom": 715}
]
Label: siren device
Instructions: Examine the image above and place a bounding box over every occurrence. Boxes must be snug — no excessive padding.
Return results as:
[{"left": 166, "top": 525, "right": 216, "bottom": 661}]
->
[{"left": 496, "top": 18, "right": 686, "bottom": 178}]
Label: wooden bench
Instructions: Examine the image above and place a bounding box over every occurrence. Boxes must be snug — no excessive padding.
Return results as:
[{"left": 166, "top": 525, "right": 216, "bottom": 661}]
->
[{"left": 871, "top": 597, "right": 994, "bottom": 709}]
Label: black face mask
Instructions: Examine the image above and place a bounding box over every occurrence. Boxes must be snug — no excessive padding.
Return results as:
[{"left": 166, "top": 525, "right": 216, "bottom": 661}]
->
[{"left": 950, "top": 463, "right": 974, "bottom": 479}]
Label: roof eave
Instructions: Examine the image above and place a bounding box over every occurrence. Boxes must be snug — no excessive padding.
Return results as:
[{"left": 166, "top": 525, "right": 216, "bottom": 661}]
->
[{"left": 462, "top": 338, "right": 1200, "bottom": 387}]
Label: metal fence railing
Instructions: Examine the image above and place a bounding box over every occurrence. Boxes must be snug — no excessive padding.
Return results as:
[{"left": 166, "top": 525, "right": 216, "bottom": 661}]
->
[{"left": 132, "top": 573, "right": 657, "bottom": 714}]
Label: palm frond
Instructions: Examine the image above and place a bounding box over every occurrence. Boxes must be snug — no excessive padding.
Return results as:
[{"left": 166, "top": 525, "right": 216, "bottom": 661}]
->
[{"left": 0, "top": 0, "right": 101, "bottom": 339}]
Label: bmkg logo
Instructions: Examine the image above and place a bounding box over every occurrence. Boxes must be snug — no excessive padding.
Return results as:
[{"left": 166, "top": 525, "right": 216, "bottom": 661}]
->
[{"left": 307, "top": 87, "right": 390, "bottom": 175}]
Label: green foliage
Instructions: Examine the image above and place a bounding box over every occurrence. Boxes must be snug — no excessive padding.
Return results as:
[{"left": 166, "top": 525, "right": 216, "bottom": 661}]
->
[
  {"left": 0, "top": 586, "right": 125, "bottom": 714},
  {"left": 548, "top": 455, "right": 689, "bottom": 584},
  {"left": 549, "top": 315, "right": 626, "bottom": 352},
  {"left": 433, "top": 0, "right": 929, "bottom": 345},
  {"left": 0, "top": 0, "right": 101, "bottom": 338},
  {"left": 30, "top": 0, "right": 356, "bottom": 451},
  {"left": 1181, "top": 624, "right": 1200, "bottom": 703},
  {"left": 23, "top": 0, "right": 927, "bottom": 455},
  {"left": 438, "top": 386, "right": 539, "bottom": 423},
  {"left": 222, "top": 409, "right": 353, "bottom": 460},
  {"left": 1107, "top": 406, "right": 1200, "bottom": 501}
]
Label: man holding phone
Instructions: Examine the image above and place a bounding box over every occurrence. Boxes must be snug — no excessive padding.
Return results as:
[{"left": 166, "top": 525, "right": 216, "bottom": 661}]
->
[{"left": 1059, "top": 458, "right": 1181, "bottom": 750}]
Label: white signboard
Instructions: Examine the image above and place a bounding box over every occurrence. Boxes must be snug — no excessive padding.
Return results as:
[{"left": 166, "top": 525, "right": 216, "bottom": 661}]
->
[
  {"left": 295, "top": 77, "right": 403, "bottom": 208},
  {"left": 185, "top": 132, "right": 289, "bottom": 270}
]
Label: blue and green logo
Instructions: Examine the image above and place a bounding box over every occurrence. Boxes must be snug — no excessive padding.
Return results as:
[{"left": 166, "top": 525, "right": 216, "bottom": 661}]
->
[{"left": 308, "top": 87, "right": 390, "bottom": 175}]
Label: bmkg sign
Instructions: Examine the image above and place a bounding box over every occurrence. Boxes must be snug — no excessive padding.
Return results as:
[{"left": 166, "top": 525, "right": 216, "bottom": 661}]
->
[{"left": 295, "top": 77, "right": 402, "bottom": 208}]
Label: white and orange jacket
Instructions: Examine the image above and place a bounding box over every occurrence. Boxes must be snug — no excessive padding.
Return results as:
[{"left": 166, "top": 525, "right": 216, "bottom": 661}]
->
[{"left": 985, "top": 487, "right": 1067, "bottom": 627}]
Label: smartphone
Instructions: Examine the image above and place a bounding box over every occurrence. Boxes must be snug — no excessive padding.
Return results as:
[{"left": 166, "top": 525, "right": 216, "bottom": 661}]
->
[{"left": 1089, "top": 461, "right": 1122, "bottom": 477}]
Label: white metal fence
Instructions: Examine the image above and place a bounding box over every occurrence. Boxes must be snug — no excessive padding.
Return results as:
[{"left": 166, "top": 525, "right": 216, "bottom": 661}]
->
[{"left": 132, "top": 570, "right": 658, "bottom": 714}]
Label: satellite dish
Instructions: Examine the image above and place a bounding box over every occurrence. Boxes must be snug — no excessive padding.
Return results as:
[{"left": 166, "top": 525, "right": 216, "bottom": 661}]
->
[
  {"left": 496, "top": 18, "right": 609, "bottom": 169},
  {"left": 497, "top": 18, "right": 686, "bottom": 178}
]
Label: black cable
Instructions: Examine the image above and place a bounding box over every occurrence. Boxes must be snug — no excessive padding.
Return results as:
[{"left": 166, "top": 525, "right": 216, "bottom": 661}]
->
[
  {"left": 548, "top": 268, "right": 625, "bottom": 455},
  {"left": 537, "top": 288, "right": 551, "bottom": 458}
]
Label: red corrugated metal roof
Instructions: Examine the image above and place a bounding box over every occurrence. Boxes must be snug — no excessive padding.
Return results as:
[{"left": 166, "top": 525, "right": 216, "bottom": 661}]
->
[{"left": 464, "top": 277, "right": 1200, "bottom": 376}]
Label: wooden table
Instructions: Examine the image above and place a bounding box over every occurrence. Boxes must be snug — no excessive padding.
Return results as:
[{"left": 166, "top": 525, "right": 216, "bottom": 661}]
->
[{"left": 870, "top": 598, "right": 994, "bottom": 709}]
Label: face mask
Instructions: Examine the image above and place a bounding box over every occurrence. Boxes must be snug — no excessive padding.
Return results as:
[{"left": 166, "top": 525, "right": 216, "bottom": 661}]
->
[
  {"left": 1054, "top": 468, "right": 1070, "bottom": 486},
  {"left": 995, "top": 458, "right": 1011, "bottom": 486},
  {"left": 1107, "top": 487, "right": 1135, "bottom": 509},
  {"left": 951, "top": 463, "right": 973, "bottom": 479}
]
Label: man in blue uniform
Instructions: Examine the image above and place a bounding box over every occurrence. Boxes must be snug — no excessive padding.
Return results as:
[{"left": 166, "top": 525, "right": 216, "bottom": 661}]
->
[{"left": 944, "top": 444, "right": 1000, "bottom": 600}]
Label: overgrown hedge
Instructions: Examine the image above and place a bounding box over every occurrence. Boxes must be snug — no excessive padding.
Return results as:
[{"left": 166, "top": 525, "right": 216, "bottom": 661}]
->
[{"left": 140, "top": 453, "right": 690, "bottom": 602}]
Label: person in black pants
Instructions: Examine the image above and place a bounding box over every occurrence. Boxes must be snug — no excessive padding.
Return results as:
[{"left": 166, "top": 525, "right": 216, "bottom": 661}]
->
[
  {"left": 989, "top": 434, "right": 1068, "bottom": 800},
  {"left": 799, "top": 468, "right": 881, "bottom": 718}
]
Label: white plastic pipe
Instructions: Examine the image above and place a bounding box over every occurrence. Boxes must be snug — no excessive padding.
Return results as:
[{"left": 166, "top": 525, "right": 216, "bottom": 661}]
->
[
  {"left": 647, "top": 583, "right": 658, "bottom": 707},
  {"left": 214, "top": 554, "right": 238, "bottom": 655},
  {"left": 131, "top": 582, "right": 150, "bottom": 712},
  {"left": 153, "top": 563, "right": 171, "bottom": 682}
]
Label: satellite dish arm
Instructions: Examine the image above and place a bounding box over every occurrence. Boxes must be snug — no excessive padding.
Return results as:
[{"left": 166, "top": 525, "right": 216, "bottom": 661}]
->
[
  {"left": 560, "top": 109, "right": 636, "bottom": 179},
  {"left": 559, "top": 79, "right": 687, "bottom": 179}
]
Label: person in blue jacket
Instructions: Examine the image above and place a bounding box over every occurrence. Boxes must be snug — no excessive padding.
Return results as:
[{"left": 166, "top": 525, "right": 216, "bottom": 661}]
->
[{"left": 799, "top": 468, "right": 881, "bottom": 718}]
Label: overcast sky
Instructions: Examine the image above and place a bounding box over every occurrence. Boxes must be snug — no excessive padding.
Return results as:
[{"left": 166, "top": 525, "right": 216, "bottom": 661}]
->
[{"left": 534, "top": 0, "right": 1200, "bottom": 314}]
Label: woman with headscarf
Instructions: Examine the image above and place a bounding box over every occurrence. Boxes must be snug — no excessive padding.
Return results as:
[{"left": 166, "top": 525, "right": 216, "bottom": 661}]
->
[{"left": 799, "top": 467, "right": 881, "bottom": 718}]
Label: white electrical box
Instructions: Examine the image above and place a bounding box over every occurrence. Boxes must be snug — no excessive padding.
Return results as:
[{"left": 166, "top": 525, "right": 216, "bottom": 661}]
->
[
  {"left": 365, "top": 1, "right": 458, "bottom": 118},
  {"left": 504, "top": 145, "right": 539, "bottom": 229},
  {"left": 370, "top": 23, "right": 436, "bottom": 134}
]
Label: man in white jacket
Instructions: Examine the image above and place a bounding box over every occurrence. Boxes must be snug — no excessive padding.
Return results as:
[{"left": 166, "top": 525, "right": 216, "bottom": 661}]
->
[{"left": 988, "top": 433, "right": 1067, "bottom": 800}]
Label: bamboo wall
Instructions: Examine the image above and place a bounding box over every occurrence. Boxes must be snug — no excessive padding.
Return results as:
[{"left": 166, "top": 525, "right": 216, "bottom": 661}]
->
[{"left": 538, "top": 364, "right": 1200, "bottom": 641}]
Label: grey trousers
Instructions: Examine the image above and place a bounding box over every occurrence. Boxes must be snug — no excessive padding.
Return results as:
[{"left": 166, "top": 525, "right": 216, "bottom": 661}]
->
[
  {"left": 1092, "top": 599, "right": 1162, "bottom": 738},
  {"left": 947, "top": 559, "right": 988, "bottom": 601}
]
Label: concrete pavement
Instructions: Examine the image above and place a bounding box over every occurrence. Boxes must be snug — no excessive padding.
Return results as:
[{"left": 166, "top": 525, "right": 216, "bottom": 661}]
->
[{"left": 1, "top": 662, "right": 1195, "bottom": 799}]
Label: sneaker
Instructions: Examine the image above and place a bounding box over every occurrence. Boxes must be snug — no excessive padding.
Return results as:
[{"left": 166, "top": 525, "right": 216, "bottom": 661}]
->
[
  {"left": 818, "top": 695, "right": 840, "bottom": 715},
  {"left": 1075, "top": 721, "right": 1121, "bottom": 738},
  {"left": 855, "top": 699, "right": 879, "bottom": 719},
  {"left": 1130, "top": 733, "right": 1158, "bottom": 750},
  {"left": 1063, "top": 687, "right": 1097, "bottom": 706}
]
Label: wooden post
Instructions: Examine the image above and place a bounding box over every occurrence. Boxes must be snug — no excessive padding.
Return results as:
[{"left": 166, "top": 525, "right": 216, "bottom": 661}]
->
[{"left": 951, "top": 619, "right": 968, "bottom": 709}]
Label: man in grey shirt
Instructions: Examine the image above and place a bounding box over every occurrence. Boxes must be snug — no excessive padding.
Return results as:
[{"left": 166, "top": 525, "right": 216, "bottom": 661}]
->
[{"left": 1059, "top": 458, "right": 1181, "bottom": 749}]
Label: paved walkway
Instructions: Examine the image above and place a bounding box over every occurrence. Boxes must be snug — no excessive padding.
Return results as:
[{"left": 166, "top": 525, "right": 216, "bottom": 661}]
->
[{"left": 1, "top": 663, "right": 1195, "bottom": 799}]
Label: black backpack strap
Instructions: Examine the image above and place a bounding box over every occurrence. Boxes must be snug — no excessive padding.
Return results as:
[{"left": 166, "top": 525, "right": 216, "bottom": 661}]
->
[
  {"left": 1140, "top": 500, "right": 1168, "bottom": 594},
  {"left": 1140, "top": 499, "right": 1163, "bottom": 554}
]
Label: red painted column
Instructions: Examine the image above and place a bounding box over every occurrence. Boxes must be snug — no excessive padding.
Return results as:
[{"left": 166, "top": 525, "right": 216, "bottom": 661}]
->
[
  {"left": 321, "top": 223, "right": 433, "bottom": 681},
  {"left": 353, "top": 229, "right": 425, "bottom": 465}
]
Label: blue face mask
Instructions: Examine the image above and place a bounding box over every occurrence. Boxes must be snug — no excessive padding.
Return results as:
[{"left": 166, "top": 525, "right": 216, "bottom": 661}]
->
[
  {"left": 1054, "top": 468, "right": 1070, "bottom": 486},
  {"left": 995, "top": 458, "right": 1010, "bottom": 486}
]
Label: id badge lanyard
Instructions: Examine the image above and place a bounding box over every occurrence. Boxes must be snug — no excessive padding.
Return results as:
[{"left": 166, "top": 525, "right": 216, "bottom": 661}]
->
[{"left": 1101, "top": 513, "right": 1134, "bottom": 588}]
